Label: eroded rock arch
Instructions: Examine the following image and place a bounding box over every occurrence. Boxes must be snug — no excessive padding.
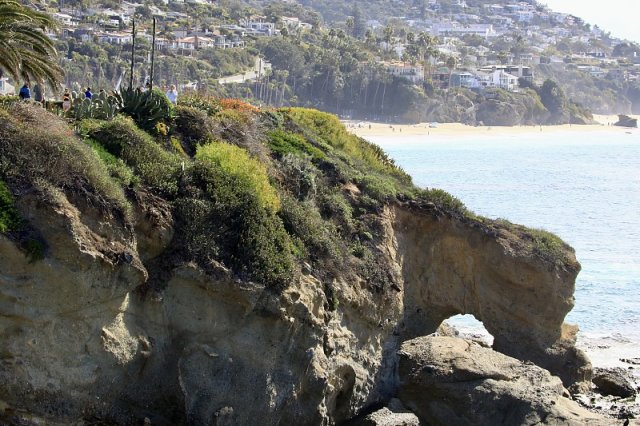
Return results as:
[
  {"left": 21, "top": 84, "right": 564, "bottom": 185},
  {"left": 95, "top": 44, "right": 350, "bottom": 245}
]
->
[{"left": 393, "top": 204, "right": 591, "bottom": 389}]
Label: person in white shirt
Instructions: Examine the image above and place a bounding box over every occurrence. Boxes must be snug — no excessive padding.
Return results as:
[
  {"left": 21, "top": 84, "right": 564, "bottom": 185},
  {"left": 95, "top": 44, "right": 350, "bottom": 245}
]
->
[{"left": 166, "top": 84, "right": 178, "bottom": 104}]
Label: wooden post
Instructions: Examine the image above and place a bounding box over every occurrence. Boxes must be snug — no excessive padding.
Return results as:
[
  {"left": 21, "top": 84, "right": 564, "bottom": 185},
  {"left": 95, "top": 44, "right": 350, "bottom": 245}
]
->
[
  {"left": 150, "top": 17, "right": 156, "bottom": 90},
  {"left": 129, "top": 18, "right": 136, "bottom": 89}
]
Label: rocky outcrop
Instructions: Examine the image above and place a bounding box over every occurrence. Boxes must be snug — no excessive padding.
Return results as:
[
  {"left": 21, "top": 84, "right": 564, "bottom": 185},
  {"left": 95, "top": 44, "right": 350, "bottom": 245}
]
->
[
  {"left": 0, "top": 187, "right": 592, "bottom": 423},
  {"left": 397, "top": 336, "right": 606, "bottom": 425},
  {"left": 614, "top": 114, "right": 638, "bottom": 128},
  {"left": 593, "top": 368, "right": 638, "bottom": 398},
  {"left": 393, "top": 204, "right": 591, "bottom": 390}
]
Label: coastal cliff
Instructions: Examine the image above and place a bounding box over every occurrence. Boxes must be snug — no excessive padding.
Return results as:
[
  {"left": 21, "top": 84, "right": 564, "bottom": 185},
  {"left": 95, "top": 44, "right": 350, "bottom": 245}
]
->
[{"left": 0, "top": 102, "right": 599, "bottom": 424}]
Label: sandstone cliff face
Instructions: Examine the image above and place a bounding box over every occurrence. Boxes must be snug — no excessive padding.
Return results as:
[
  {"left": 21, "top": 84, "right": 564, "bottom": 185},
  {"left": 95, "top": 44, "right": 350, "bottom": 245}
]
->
[{"left": 0, "top": 189, "right": 591, "bottom": 424}]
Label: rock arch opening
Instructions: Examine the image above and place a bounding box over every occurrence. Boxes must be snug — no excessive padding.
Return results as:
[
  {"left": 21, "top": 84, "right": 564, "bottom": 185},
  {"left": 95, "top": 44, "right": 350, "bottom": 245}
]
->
[{"left": 442, "top": 314, "right": 494, "bottom": 347}]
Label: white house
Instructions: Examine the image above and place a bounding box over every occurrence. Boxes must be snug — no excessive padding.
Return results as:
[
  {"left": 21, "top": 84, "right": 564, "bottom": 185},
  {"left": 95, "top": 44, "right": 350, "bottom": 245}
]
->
[
  {"left": 383, "top": 61, "right": 425, "bottom": 84},
  {"left": 53, "top": 13, "right": 77, "bottom": 27},
  {"left": 431, "top": 23, "right": 496, "bottom": 38},
  {"left": 0, "top": 78, "right": 15, "bottom": 95},
  {"left": 97, "top": 32, "right": 133, "bottom": 44},
  {"left": 490, "top": 70, "right": 518, "bottom": 90}
]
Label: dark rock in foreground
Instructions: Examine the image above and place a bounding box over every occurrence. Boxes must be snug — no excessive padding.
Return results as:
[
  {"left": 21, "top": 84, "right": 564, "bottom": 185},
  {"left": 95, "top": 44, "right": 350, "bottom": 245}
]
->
[
  {"left": 398, "top": 336, "right": 607, "bottom": 425},
  {"left": 593, "top": 368, "right": 637, "bottom": 398}
]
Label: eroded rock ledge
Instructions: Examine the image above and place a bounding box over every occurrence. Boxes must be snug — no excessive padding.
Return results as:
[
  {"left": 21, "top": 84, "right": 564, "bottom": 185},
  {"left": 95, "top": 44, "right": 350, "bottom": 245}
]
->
[{"left": 0, "top": 191, "right": 595, "bottom": 424}]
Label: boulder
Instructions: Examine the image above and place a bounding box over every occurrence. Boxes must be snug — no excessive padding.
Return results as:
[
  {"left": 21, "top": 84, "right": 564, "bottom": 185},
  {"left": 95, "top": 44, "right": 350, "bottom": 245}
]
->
[
  {"left": 614, "top": 114, "right": 638, "bottom": 128},
  {"left": 398, "top": 336, "right": 607, "bottom": 425},
  {"left": 356, "top": 399, "right": 420, "bottom": 426},
  {"left": 593, "top": 368, "right": 637, "bottom": 398}
]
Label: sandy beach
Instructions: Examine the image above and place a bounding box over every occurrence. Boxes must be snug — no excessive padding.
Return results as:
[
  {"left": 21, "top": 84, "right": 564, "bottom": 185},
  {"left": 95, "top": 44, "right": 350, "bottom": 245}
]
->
[{"left": 344, "top": 115, "right": 639, "bottom": 139}]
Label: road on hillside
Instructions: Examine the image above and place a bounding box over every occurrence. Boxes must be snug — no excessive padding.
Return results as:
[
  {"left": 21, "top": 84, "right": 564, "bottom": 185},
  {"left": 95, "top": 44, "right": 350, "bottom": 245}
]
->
[{"left": 218, "top": 57, "right": 271, "bottom": 85}]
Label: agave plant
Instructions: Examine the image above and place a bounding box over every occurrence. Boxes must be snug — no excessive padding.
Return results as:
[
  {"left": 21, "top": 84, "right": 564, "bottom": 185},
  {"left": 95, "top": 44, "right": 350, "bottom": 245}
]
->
[
  {"left": 114, "top": 87, "right": 174, "bottom": 132},
  {"left": 69, "top": 91, "right": 121, "bottom": 121}
]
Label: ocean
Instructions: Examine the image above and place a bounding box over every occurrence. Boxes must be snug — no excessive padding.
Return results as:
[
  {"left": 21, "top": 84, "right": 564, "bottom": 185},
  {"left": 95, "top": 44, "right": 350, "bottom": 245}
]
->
[{"left": 368, "top": 129, "right": 640, "bottom": 366}]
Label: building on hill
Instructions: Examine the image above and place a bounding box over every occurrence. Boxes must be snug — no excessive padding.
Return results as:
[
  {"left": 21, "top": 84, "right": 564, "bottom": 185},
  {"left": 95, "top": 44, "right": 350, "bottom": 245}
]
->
[
  {"left": 450, "top": 72, "right": 481, "bottom": 89},
  {"left": 0, "top": 78, "right": 15, "bottom": 96},
  {"left": 478, "top": 65, "right": 534, "bottom": 83},
  {"left": 382, "top": 61, "right": 425, "bottom": 84},
  {"left": 430, "top": 23, "right": 496, "bottom": 38}
]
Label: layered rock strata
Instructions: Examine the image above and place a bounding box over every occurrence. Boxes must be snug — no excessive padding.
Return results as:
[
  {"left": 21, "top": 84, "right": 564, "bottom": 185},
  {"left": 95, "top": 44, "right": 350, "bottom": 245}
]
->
[{"left": 0, "top": 190, "right": 593, "bottom": 424}]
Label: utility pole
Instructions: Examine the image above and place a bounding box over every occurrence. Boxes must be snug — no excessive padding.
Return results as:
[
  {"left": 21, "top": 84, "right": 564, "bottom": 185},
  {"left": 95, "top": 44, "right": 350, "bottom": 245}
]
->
[
  {"left": 129, "top": 18, "right": 136, "bottom": 89},
  {"left": 150, "top": 17, "right": 156, "bottom": 90}
]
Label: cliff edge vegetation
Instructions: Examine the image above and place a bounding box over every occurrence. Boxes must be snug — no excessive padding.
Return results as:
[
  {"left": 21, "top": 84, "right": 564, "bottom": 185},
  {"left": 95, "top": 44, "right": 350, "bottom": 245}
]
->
[{"left": 0, "top": 98, "right": 594, "bottom": 424}]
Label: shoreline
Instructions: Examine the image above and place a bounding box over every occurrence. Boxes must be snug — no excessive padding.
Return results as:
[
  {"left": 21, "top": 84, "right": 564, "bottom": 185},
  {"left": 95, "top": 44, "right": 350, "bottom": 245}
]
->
[{"left": 344, "top": 115, "right": 639, "bottom": 139}]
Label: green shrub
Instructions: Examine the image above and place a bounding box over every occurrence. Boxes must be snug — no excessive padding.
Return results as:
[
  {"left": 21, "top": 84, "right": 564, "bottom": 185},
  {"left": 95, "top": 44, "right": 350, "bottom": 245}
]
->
[
  {"left": 528, "top": 227, "right": 568, "bottom": 263},
  {"left": 195, "top": 142, "right": 280, "bottom": 212},
  {"left": 419, "top": 188, "right": 469, "bottom": 214},
  {"left": 286, "top": 108, "right": 409, "bottom": 179},
  {"left": 317, "top": 191, "right": 354, "bottom": 236},
  {"left": 182, "top": 157, "right": 293, "bottom": 288},
  {"left": 279, "top": 154, "right": 318, "bottom": 201},
  {"left": 0, "top": 179, "right": 22, "bottom": 232},
  {"left": 178, "top": 95, "right": 221, "bottom": 116},
  {"left": 267, "top": 129, "right": 326, "bottom": 161},
  {"left": 0, "top": 104, "right": 130, "bottom": 219},
  {"left": 356, "top": 174, "right": 398, "bottom": 203},
  {"left": 278, "top": 194, "right": 341, "bottom": 261},
  {"left": 175, "top": 105, "right": 213, "bottom": 151},
  {"left": 85, "top": 116, "right": 183, "bottom": 197}
]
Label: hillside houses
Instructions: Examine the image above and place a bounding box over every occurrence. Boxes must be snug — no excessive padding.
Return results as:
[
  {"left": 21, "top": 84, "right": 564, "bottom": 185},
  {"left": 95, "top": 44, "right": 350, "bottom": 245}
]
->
[{"left": 45, "top": 2, "right": 310, "bottom": 56}]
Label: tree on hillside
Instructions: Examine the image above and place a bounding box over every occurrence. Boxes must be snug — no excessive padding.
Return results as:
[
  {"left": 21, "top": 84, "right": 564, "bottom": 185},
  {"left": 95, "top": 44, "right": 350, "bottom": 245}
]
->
[
  {"left": 537, "top": 79, "right": 567, "bottom": 123},
  {"left": 351, "top": 4, "right": 365, "bottom": 39},
  {"left": 0, "top": 0, "right": 63, "bottom": 87}
]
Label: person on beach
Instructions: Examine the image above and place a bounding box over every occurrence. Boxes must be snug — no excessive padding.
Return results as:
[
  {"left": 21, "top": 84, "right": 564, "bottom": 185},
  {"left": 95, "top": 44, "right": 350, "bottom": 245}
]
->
[
  {"left": 166, "top": 84, "right": 178, "bottom": 104},
  {"left": 33, "top": 81, "right": 45, "bottom": 106},
  {"left": 18, "top": 83, "right": 31, "bottom": 100}
]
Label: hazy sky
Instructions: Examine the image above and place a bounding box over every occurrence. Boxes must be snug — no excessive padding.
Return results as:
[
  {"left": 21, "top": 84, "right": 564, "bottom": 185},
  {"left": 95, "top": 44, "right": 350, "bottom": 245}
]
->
[{"left": 542, "top": 0, "right": 639, "bottom": 42}]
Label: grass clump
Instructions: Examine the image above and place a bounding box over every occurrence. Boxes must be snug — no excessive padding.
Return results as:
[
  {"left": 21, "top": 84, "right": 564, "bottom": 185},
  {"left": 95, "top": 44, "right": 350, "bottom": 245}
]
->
[
  {"left": 84, "top": 116, "right": 183, "bottom": 197},
  {"left": 493, "top": 218, "right": 575, "bottom": 267},
  {"left": 84, "top": 139, "right": 138, "bottom": 187},
  {"left": 527, "top": 227, "right": 571, "bottom": 265},
  {"left": 0, "top": 179, "right": 22, "bottom": 232},
  {"left": 419, "top": 188, "right": 469, "bottom": 215},
  {"left": 0, "top": 104, "right": 130, "bottom": 219},
  {"left": 195, "top": 142, "right": 280, "bottom": 212},
  {"left": 267, "top": 129, "right": 326, "bottom": 162}
]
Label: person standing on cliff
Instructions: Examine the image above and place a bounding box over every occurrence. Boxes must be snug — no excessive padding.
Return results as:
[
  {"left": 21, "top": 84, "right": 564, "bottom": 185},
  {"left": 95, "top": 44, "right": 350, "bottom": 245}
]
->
[
  {"left": 33, "top": 81, "right": 45, "bottom": 107},
  {"left": 62, "top": 88, "right": 71, "bottom": 112},
  {"left": 18, "top": 82, "right": 31, "bottom": 100},
  {"left": 166, "top": 84, "right": 178, "bottom": 105}
]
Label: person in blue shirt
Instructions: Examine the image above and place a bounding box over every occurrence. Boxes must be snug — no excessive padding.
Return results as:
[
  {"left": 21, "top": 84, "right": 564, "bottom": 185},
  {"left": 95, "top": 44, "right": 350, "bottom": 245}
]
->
[
  {"left": 19, "top": 83, "right": 31, "bottom": 100},
  {"left": 85, "top": 87, "right": 92, "bottom": 99}
]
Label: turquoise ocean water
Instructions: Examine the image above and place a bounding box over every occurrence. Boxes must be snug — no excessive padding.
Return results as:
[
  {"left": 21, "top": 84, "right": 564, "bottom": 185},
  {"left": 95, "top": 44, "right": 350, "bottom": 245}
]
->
[{"left": 368, "top": 129, "right": 640, "bottom": 364}]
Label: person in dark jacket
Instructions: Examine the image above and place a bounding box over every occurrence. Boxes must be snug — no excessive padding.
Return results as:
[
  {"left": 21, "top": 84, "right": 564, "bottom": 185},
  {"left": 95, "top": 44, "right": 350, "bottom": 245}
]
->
[
  {"left": 18, "top": 83, "right": 31, "bottom": 100},
  {"left": 33, "top": 81, "right": 45, "bottom": 105},
  {"left": 84, "top": 87, "right": 92, "bottom": 99}
]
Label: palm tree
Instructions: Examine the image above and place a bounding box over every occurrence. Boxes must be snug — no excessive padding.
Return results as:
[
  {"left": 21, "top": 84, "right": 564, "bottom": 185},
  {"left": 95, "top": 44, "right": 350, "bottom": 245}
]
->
[{"left": 0, "top": 0, "right": 63, "bottom": 87}]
